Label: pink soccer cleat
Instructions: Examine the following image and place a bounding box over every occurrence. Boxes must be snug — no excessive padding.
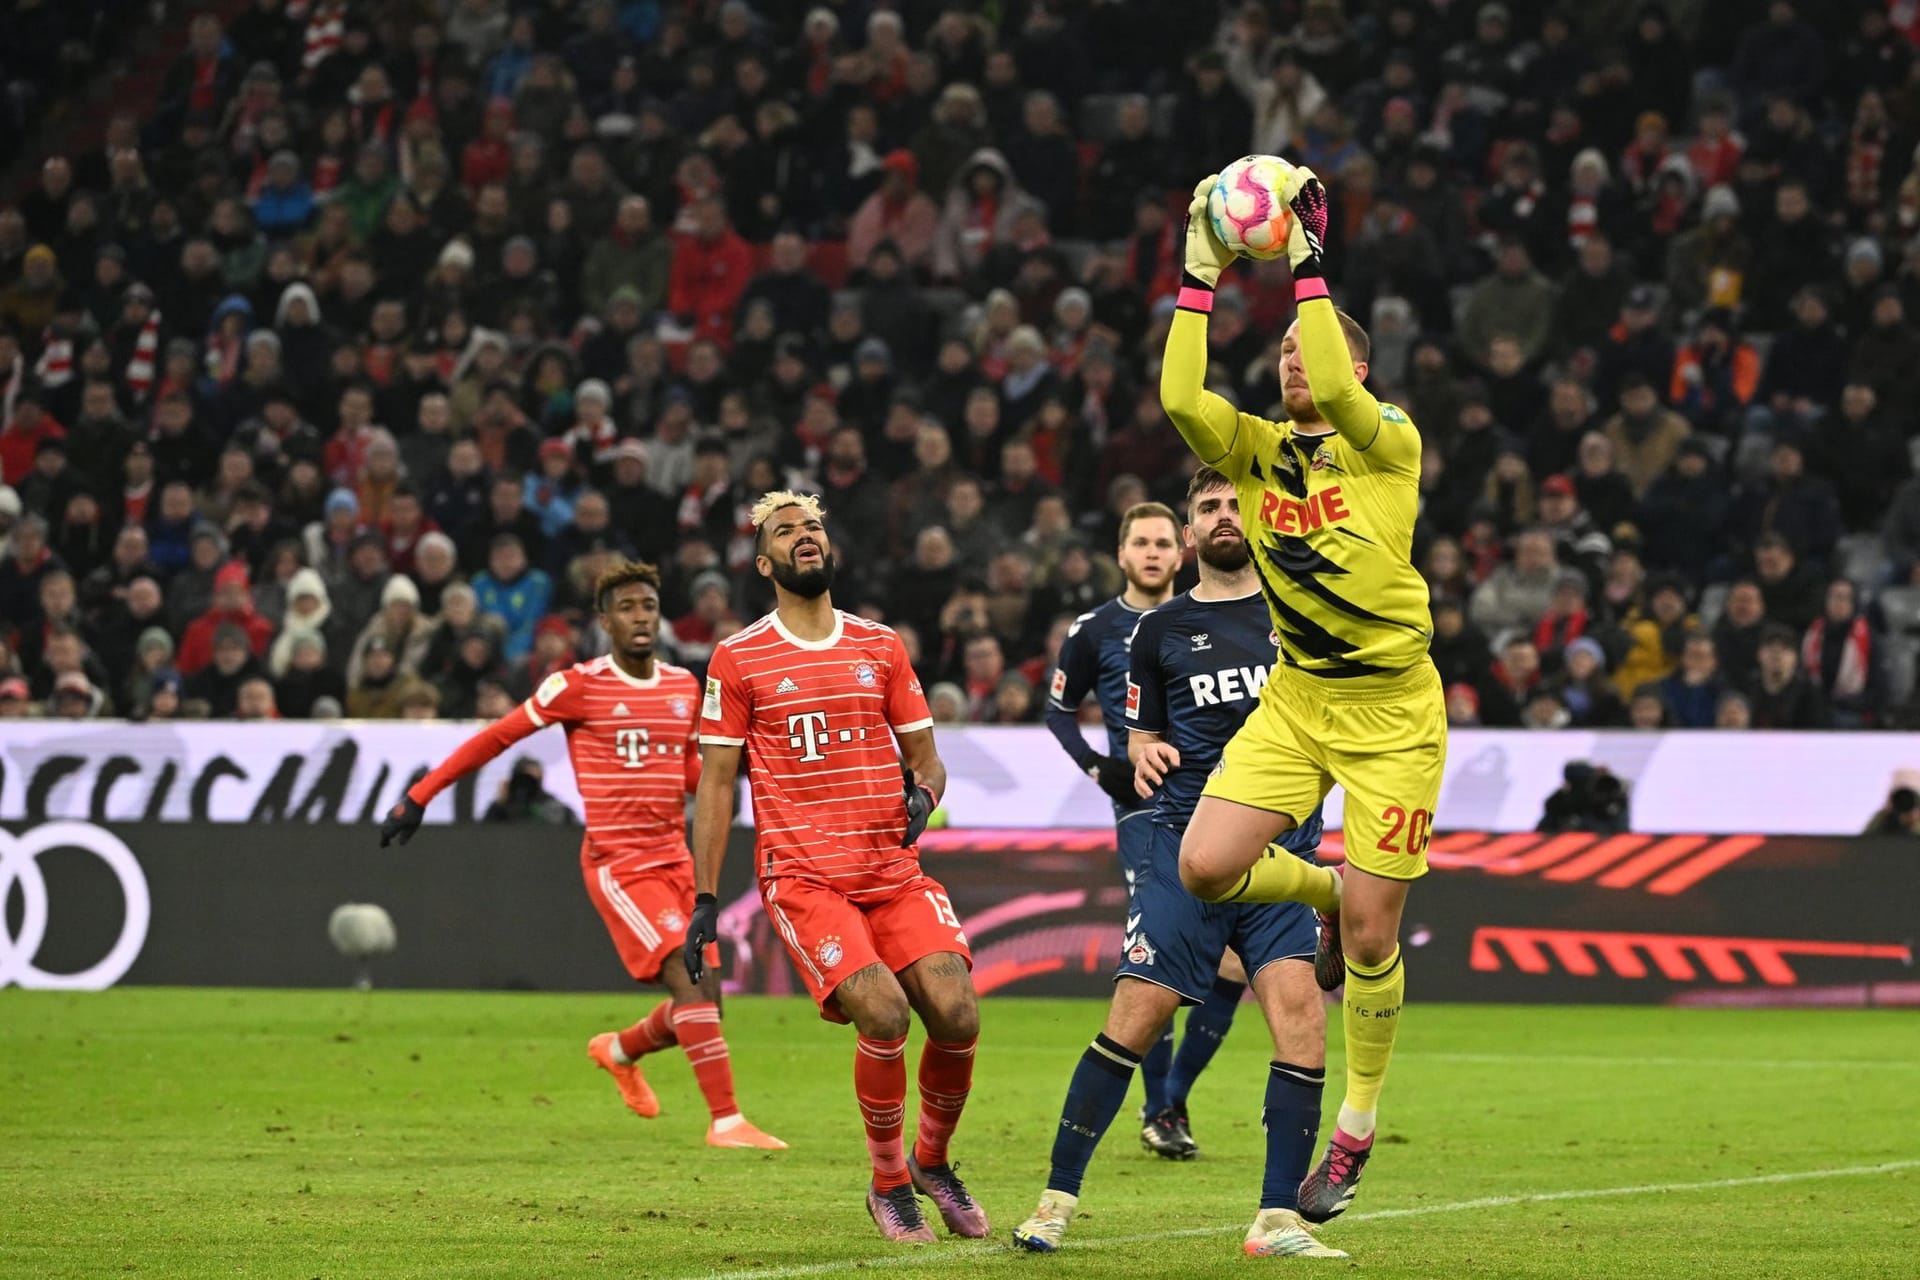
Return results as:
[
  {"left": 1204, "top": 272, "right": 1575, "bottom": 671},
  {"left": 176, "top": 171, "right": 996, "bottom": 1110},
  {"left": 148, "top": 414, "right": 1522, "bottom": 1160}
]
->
[
  {"left": 908, "top": 1153, "right": 990, "bottom": 1237},
  {"left": 866, "top": 1182, "right": 936, "bottom": 1244}
]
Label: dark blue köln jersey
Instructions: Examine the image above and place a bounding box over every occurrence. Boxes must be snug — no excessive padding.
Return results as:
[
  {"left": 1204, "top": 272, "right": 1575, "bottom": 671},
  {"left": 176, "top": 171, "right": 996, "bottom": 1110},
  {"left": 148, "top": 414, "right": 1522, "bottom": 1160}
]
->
[
  {"left": 1125, "top": 588, "right": 1324, "bottom": 851},
  {"left": 1047, "top": 595, "right": 1155, "bottom": 817}
]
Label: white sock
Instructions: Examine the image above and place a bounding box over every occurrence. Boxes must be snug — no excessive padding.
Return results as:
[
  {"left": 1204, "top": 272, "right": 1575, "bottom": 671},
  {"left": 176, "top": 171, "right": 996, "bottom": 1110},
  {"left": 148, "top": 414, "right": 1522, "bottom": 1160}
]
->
[
  {"left": 712, "top": 1113, "right": 744, "bottom": 1133},
  {"left": 608, "top": 1037, "right": 634, "bottom": 1066},
  {"left": 1336, "top": 1103, "right": 1376, "bottom": 1143}
]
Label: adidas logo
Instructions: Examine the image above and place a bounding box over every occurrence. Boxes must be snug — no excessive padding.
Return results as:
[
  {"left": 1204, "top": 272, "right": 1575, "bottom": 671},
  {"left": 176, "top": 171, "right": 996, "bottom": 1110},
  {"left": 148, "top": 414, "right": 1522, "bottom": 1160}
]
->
[
  {"left": 612, "top": 702, "right": 630, "bottom": 717},
  {"left": 776, "top": 677, "right": 799, "bottom": 694}
]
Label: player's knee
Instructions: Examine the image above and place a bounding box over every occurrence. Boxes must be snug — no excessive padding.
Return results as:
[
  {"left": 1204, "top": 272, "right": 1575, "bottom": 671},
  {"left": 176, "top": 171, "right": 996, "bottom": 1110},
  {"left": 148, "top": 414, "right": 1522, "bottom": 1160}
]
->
[
  {"left": 925, "top": 992, "right": 979, "bottom": 1043},
  {"left": 855, "top": 996, "right": 913, "bottom": 1042},
  {"left": 1342, "top": 913, "right": 1399, "bottom": 968},
  {"left": 1178, "top": 845, "right": 1234, "bottom": 901}
]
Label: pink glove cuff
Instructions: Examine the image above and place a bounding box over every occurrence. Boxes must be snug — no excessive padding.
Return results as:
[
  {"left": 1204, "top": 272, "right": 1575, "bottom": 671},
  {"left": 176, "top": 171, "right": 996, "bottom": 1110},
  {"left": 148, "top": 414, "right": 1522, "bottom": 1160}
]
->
[
  {"left": 1177, "top": 286, "right": 1214, "bottom": 312},
  {"left": 1294, "top": 277, "right": 1331, "bottom": 302}
]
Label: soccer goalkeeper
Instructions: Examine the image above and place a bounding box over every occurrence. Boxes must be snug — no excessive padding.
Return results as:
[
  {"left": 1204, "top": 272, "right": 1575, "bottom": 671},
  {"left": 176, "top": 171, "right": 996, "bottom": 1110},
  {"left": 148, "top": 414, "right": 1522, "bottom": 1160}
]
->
[{"left": 1158, "top": 167, "right": 1446, "bottom": 1222}]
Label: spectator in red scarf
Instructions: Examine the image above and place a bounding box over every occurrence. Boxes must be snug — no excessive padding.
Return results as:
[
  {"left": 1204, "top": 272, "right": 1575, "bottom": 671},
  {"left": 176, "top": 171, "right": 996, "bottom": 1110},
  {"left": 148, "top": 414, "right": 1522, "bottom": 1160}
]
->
[
  {"left": 176, "top": 560, "right": 275, "bottom": 674},
  {"left": 1801, "top": 578, "right": 1886, "bottom": 728}
]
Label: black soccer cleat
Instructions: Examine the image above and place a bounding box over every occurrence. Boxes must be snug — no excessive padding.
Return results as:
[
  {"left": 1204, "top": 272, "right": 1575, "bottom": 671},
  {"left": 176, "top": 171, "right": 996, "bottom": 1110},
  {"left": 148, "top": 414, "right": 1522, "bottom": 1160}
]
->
[
  {"left": 1140, "top": 1106, "right": 1199, "bottom": 1160},
  {"left": 1298, "top": 1135, "right": 1372, "bottom": 1223},
  {"left": 1314, "top": 908, "right": 1345, "bottom": 992}
]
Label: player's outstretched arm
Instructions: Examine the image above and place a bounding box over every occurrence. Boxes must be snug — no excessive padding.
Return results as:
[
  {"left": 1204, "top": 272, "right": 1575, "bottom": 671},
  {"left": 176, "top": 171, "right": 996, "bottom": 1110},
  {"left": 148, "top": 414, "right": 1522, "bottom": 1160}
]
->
[
  {"left": 381, "top": 707, "right": 542, "bottom": 845},
  {"left": 1160, "top": 176, "right": 1253, "bottom": 475},
  {"left": 1280, "top": 165, "right": 1414, "bottom": 465}
]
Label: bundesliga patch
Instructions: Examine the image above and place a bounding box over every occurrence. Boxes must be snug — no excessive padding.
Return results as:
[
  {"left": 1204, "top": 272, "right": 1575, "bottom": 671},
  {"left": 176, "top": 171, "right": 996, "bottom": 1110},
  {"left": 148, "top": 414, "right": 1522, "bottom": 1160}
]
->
[
  {"left": 1124, "top": 679, "right": 1141, "bottom": 718},
  {"left": 853, "top": 662, "right": 877, "bottom": 687},
  {"left": 816, "top": 935, "right": 844, "bottom": 969},
  {"left": 536, "top": 671, "right": 569, "bottom": 707},
  {"left": 703, "top": 677, "right": 722, "bottom": 719},
  {"left": 1050, "top": 667, "right": 1068, "bottom": 700}
]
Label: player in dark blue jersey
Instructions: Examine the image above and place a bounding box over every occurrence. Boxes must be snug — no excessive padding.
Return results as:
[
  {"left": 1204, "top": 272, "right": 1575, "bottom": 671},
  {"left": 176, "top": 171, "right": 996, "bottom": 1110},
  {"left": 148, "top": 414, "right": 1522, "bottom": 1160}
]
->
[
  {"left": 1016, "top": 468, "right": 1343, "bottom": 1260},
  {"left": 1042, "top": 500, "right": 1191, "bottom": 1151}
]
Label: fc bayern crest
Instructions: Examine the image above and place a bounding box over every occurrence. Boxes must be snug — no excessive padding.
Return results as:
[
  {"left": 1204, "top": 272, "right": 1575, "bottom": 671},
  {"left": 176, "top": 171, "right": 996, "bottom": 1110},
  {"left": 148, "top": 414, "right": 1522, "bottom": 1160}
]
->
[
  {"left": 853, "top": 662, "right": 877, "bottom": 687},
  {"left": 669, "top": 696, "right": 690, "bottom": 719},
  {"left": 817, "top": 935, "right": 844, "bottom": 968},
  {"left": 659, "top": 908, "right": 686, "bottom": 933}
]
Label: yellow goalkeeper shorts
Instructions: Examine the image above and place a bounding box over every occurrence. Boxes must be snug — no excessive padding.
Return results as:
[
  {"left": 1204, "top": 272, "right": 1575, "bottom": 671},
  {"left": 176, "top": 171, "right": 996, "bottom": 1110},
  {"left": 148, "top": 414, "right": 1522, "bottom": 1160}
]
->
[{"left": 1201, "top": 660, "right": 1447, "bottom": 880}]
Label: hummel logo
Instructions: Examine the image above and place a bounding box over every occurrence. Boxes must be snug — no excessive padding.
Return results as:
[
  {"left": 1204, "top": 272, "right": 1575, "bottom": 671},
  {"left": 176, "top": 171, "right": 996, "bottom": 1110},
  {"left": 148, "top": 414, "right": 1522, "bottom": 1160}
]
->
[
  {"left": 1191, "top": 633, "right": 1211, "bottom": 651},
  {"left": 776, "top": 677, "right": 799, "bottom": 694},
  {"left": 612, "top": 702, "right": 630, "bottom": 717},
  {"left": 1126, "top": 914, "right": 1141, "bottom": 933}
]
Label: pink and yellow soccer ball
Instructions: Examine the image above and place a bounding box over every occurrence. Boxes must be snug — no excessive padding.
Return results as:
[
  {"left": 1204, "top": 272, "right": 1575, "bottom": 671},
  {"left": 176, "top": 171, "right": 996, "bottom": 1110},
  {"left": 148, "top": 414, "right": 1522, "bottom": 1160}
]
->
[{"left": 1207, "top": 154, "right": 1297, "bottom": 260}]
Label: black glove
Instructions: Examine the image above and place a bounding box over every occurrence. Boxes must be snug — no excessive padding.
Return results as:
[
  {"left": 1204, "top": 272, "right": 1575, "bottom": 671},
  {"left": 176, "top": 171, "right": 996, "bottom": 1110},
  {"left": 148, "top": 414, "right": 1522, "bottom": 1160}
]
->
[
  {"left": 902, "top": 766, "right": 937, "bottom": 847},
  {"left": 1089, "top": 755, "right": 1138, "bottom": 807},
  {"left": 380, "top": 795, "right": 424, "bottom": 847},
  {"left": 683, "top": 893, "right": 719, "bottom": 981}
]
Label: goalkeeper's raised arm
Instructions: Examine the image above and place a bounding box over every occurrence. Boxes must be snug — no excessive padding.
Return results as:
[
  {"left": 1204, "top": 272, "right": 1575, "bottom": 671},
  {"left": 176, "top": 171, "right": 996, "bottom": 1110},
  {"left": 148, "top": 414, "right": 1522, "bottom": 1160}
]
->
[{"left": 1159, "top": 176, "right": 1260, "bottom": 477}]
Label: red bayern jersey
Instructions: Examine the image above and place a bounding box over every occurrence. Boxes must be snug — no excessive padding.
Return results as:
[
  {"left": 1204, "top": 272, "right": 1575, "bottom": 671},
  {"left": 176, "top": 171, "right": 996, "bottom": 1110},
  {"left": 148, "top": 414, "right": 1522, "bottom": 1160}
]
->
[
  {"left": 701, "top": 610, "right": 932, "bottom": 894},
  {"left": 411, "top": 655, "right": 702, "bottom": 870}
]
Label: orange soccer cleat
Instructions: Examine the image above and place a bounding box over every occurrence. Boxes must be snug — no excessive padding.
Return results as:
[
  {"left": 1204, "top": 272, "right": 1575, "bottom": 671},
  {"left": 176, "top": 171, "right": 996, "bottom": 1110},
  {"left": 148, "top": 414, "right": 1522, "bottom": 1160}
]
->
[
  {"left": 588, "top": 1032, "right": 660, "bottom": 1118},
  {"left": 705, "top": 1116, "right": 789, "bottom": 1150}
]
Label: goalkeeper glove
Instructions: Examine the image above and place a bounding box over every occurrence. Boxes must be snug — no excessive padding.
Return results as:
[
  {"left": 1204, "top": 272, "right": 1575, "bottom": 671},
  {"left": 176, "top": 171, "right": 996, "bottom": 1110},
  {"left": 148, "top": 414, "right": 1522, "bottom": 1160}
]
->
[
  {"left": 1088, "top": 755, "right": 1139, "bottom": 807},
  {"left": 380, "top": 795, "right": 424, "bottom": 847},
  {"left": 1280, "top": 164, "right": 1330, "bottom": 280},
  {"left": 683, "top": 893, "right": 719, "bottom": 982},
  {"left": 902, "top": 766, "right": 937, "bottom": 847},
  {"left": 1181, "top": 174, "right": 1236, "bottom": 290}
]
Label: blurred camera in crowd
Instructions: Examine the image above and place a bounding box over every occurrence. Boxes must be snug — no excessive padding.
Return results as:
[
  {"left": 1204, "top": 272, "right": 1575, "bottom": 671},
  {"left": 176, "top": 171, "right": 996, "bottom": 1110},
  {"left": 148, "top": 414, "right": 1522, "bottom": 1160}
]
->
[
  {"left": 1537, "top": 762, "right": 1630, "bottom": 835},
  {"left": 1862, "top": 786, "right": 1920, "bottom": 837}
]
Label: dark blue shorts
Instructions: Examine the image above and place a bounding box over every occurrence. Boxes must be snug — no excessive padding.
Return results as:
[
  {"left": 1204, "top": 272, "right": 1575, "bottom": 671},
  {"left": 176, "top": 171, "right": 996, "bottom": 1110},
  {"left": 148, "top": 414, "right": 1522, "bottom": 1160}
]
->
[
  {"left": 1115, "top": 823, "right": 1318, "bottom": 1004},
  {"left": 1115, "top": 807, "right": 1156, "bottom": 893}
]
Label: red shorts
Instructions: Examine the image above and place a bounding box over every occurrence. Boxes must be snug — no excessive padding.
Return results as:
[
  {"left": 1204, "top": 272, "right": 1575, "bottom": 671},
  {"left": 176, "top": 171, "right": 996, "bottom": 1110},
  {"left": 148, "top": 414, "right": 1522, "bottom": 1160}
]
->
[
  {"left": 581, "top": 859, "right": 716, "bottom": 984},
  {"left": 760, "top": 872, "right": 973, "bottom": 1023}
]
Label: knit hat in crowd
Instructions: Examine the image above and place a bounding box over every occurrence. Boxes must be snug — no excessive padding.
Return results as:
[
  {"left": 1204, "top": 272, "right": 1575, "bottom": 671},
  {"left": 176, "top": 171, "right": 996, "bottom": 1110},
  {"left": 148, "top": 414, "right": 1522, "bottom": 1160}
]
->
[
  {"left": 381, "top": 575, "right": 421, "bottom": 608},
  {"left": 325, "top": 488, "right": 360, "bottom": 518},
  {"left": 1565, "top": 636, "right": 1608, "bottom": 671}
]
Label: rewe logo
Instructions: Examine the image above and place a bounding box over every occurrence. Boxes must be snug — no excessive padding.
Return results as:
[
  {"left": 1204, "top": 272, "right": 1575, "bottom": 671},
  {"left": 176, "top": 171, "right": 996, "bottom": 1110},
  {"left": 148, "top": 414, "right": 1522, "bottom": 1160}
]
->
[
  {"left": 1258, "top": 485, "right": 1350, "bottom": 536},
  {"left": 1189, "top": 665, "right": 1273, "bottom": 706}
]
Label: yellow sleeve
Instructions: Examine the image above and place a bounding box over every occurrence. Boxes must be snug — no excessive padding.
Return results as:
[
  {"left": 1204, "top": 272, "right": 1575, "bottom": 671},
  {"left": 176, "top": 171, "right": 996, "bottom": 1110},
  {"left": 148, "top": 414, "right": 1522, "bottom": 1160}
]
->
[
  {"left": 1160, "top": 308, "right": 1259, "bottom": 479},
  {"left": 1297, "top": 296, "right": 1419, "bottom": 474}
]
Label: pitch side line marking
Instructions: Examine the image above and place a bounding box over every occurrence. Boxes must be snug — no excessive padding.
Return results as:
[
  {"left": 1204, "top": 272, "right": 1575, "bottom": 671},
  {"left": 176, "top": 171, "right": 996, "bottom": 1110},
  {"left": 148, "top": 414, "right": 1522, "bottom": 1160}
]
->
[{"left": 694, "top": 1159, "right": 1920, "bottom": 1279}]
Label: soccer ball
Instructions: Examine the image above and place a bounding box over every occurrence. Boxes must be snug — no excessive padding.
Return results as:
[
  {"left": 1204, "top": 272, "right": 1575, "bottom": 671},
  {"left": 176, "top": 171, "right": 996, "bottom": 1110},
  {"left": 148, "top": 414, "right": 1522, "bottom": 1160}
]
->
[{"left": 1208, "top": 155, "right": 1297, "bottom": 261}]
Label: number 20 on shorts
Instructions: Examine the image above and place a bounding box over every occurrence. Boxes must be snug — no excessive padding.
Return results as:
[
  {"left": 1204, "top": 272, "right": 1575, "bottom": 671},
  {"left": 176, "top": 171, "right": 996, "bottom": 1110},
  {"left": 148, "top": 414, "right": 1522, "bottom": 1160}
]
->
[{"left": 1378, "top": 806, "right": 1431, "bottom": 856}]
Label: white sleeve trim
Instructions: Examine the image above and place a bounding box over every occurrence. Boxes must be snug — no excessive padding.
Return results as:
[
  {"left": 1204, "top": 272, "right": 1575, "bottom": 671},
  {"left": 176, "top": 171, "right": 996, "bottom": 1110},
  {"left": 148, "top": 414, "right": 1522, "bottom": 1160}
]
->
[
  {"left": 699, "top": 734, "right": 746, "bottom": 746},
  {"left": 522, "top": 701, "right": 546, "bottom": 729},
  {"left": 892, "top": 717, "right": 934, "bottom": 733}
]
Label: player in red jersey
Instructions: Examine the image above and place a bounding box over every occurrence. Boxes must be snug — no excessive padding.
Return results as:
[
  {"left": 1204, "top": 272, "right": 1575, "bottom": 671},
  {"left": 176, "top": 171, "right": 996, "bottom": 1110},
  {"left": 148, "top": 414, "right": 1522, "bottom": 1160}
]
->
[
  {"left": 685, "top": 491, "right": 986, "bottom": 1245},
  {"left": 379, "top": 558, "right": 785, "bottom": 1151}
]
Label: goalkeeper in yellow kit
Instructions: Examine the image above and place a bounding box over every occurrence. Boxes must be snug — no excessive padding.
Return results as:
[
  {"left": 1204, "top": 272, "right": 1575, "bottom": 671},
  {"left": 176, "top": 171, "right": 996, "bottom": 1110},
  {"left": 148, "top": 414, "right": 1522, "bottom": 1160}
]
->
[{"left": 1160, "top": 167, "right": 1445, "bottom": 1223}]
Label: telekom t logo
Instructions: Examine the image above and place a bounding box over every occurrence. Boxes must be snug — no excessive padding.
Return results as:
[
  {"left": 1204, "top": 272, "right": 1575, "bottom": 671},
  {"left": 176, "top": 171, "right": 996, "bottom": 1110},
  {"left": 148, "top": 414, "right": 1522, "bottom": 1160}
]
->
[
  {"left": 787, "top": 711, "right": 830, "bottom": 761},
  {"left": 615, "top": 728, "right": 650, "bottom": 767}
]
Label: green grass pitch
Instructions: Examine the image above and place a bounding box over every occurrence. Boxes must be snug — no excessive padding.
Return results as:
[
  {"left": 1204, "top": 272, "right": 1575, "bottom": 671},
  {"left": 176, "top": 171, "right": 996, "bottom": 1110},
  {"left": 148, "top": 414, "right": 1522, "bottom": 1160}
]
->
[{"left": 3, "top": 989, "right": 1917, "bottom": 1279}]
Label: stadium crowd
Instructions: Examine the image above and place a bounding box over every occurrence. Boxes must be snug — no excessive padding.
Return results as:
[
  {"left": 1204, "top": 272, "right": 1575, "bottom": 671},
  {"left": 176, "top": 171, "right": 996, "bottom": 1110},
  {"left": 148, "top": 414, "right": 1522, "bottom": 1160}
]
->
[{"left": 2, "top": 0, "right": 1919, "bottom": 731}]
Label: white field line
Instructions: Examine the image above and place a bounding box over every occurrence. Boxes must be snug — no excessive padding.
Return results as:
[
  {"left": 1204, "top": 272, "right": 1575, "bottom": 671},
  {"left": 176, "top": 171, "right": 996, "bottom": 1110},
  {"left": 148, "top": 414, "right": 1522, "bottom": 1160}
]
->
[{"left": 690, "top": 1159, "right": 1920, "bottom": 1280}]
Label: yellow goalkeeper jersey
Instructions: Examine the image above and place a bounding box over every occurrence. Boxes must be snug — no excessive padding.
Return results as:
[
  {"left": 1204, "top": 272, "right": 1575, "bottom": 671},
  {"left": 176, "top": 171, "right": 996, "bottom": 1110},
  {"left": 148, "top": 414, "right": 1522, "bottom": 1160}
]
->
[{"left": 1160, "top": 295, "right": 1432, "bottom": 678}]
